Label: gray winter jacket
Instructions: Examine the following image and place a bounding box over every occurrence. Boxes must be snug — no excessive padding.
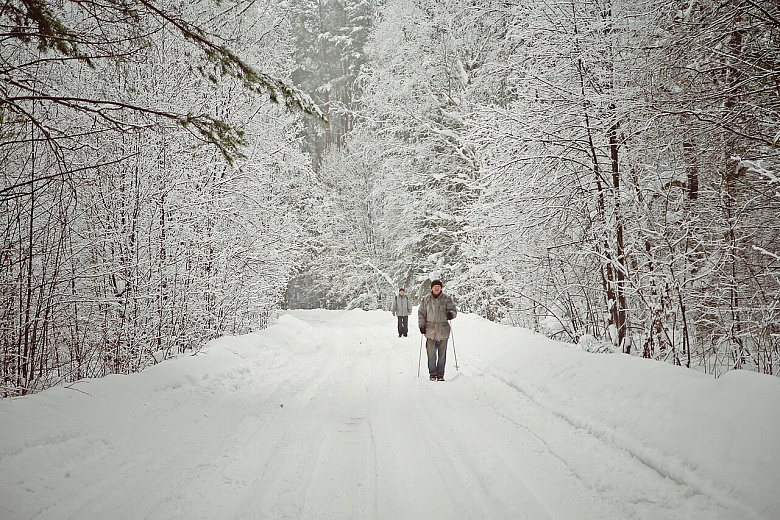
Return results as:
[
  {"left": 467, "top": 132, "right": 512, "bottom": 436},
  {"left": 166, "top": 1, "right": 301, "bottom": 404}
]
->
[
  {"left": 418, "top": 292, "right": 457, "bottom": 341},
  {"left": 391, "top": 294, "right": 412, "bottom": 316}
]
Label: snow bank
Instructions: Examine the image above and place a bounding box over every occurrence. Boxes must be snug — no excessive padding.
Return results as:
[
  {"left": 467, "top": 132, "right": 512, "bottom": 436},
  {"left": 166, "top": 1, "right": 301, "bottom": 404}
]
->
[{"left": 456, "top": 313, "right": 780, "bottom": 518}]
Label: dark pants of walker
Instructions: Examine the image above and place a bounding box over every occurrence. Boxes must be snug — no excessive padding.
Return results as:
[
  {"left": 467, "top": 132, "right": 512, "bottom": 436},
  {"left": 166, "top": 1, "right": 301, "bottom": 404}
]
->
[
  {"left": 397, "top": 315, "right": 408, "bottom": 336},
  {"left": 426, "top": 338, "right": 448, "bottom": 377}
]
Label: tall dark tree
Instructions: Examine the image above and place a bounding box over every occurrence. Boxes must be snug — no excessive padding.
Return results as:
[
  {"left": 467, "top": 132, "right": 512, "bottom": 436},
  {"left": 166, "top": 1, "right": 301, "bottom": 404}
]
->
[{"left": 285, "top": 0, "right": 375, "bottom": 165}]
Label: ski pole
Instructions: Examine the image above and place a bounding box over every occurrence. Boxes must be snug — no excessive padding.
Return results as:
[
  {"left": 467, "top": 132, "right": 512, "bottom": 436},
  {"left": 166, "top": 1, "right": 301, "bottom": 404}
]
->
[
  {"left": 418, "top": 334, "right": 424, "bottom": 377},
  {"left": 450, "top": 323, "right": 459, "bottom": 371}
]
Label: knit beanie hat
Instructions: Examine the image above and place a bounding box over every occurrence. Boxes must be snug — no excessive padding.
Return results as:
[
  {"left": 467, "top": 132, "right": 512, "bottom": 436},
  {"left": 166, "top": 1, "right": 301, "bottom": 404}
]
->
[{"left": 431, "top": 279, "right": 443, "bottom": 289}]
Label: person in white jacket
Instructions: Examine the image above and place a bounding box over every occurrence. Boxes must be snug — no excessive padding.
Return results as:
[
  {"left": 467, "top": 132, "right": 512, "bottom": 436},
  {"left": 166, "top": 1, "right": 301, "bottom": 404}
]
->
[
  {"left": 391, "top": 288, "right": 413, "bottom": 337},
  {"left": 418, "top": 279, "right": 457, "bottom": 381}
]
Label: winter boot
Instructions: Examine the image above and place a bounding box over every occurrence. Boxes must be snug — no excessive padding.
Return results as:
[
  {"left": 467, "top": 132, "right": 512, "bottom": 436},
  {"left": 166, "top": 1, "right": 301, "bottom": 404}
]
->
[
  {"left": 429, "top": 373, "right": 437, "bottom": 381},
  {"left": 437, "top": 374, "right": 445, "bottom": 381}
]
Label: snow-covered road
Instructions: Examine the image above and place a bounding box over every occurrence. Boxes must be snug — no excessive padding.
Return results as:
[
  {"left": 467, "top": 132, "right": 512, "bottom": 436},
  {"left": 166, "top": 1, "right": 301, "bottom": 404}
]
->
[{"left": 2, "top": 310, "right": 778, "bottom": 519}]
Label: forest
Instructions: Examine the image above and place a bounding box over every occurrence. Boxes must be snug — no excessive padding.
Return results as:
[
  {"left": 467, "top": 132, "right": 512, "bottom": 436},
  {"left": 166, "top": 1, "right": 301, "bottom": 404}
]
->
[{"left": 2, "top": 0, "right": 778, "bottom": 396}]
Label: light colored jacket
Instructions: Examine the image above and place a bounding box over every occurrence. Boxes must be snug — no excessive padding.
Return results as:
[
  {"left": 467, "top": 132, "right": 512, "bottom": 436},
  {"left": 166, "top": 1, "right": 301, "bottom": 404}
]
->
[
  {"left": 418, "top": 292, "right": 457, "bottom": 340},
  {"left": 391, "top": 294, "right": 412, "bottom": 316}
]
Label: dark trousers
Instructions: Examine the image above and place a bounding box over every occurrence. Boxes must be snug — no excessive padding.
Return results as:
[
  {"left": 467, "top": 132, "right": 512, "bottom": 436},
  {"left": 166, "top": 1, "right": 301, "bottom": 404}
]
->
[{"left": 397, "top": 315, "right": 408, "bottom": 336}]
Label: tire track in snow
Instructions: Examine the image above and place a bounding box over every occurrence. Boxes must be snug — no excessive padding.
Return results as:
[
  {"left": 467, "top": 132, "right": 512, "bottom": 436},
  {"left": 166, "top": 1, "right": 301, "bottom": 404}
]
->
[{"left": 465, "top": 353, "right": 757, "bottom": 520}]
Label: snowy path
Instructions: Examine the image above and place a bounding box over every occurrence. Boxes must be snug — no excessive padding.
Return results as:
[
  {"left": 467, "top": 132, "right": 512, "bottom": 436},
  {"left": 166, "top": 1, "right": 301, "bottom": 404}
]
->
[{"left": 2, "top": 310, "right": 778, "bottom": 520}]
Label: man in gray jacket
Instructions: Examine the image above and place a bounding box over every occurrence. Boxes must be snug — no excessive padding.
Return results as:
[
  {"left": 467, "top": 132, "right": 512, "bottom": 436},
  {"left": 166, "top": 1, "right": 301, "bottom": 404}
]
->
[
  {"left": 391, "top": 288, "right": 412, "bottom": 337},
  {"left": 418, "top": 279, "right": 457, "bottom": 381}
]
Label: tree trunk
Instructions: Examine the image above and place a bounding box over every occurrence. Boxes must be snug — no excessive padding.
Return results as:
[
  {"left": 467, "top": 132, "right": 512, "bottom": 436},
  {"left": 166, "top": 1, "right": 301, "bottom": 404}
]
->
[{"left": 608, "top": 114, "right": 629, "bottom": 353}]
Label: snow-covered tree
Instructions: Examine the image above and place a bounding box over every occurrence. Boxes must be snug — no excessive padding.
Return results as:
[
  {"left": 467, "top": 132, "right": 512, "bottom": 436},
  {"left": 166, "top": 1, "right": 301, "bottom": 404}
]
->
[
  {"left": 0, "top": 0, "right": 317, "bottom": 395},
  {"left": 358, "top": 0, "right": 486, "bottom": 301},
  {"left": 284, "top": 0, "right": 377, "bottom": 163}
]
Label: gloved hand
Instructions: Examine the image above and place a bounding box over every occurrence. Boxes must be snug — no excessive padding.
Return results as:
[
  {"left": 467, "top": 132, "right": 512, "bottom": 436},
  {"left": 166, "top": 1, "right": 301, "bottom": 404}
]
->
[
  {"left": 446, "top": 311, "right": 454, "bottom": 320},
  {"left": 419, "top": 326, "right": 426, "bottom": 335}
]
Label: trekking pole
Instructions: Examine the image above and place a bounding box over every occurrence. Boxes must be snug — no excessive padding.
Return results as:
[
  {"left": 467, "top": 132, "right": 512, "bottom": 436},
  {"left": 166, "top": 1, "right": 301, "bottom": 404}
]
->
[
  {"left": 450, "top": 323, "right": 459, "bottom": 371},
  {"left": 418, "top": 334, "right": 424, "bottom": 377}
]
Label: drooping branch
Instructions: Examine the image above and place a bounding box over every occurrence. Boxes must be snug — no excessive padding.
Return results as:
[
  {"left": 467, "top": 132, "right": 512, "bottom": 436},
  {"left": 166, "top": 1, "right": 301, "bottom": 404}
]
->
[{"left": 1, "top": 0, "right": 326, "bottom": 163}]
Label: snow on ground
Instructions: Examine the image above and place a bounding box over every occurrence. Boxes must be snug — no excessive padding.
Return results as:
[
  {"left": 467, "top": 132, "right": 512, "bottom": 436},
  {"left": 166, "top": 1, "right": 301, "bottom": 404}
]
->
[{"left": 1, "top": 309, "right": 778, "bottom": 520}]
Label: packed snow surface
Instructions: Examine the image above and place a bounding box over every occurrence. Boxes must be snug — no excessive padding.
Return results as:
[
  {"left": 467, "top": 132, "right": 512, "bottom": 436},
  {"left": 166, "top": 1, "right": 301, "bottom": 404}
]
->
[{"left": 2, "top": 309, "right": 779, "bottom": 519}]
